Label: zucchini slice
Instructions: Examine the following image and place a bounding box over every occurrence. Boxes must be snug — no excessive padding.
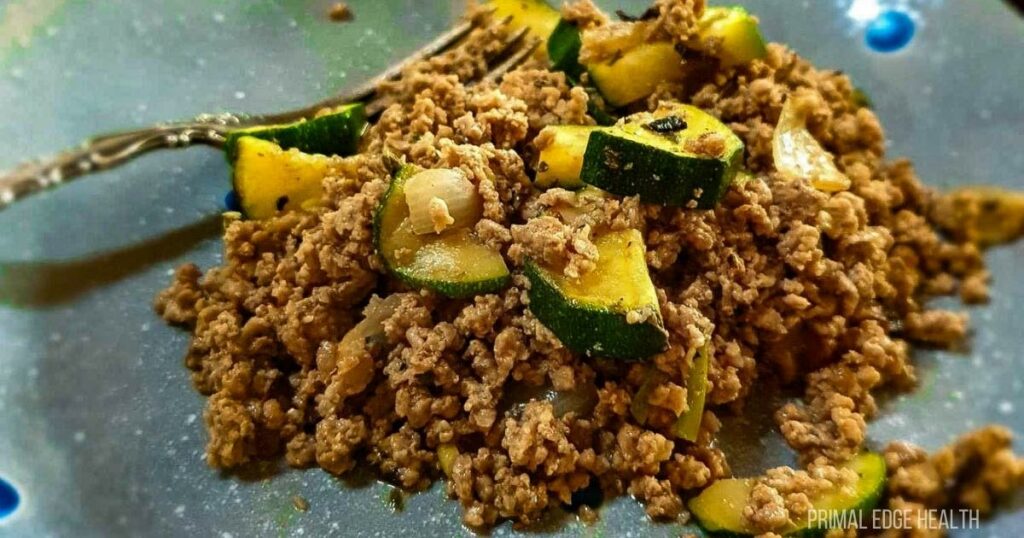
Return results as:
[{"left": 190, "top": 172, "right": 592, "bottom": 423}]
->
[
  {"left": 526, "top": 229, "right": 668, "bottom": 360},
  {"left": 689, "top": 453, "right": 887, "bottom": 537},
  {"left": 535, "top": 125, "right": 597, "bottom": 189},
  {"left": 547, "top": 19, "right": 586, "bottom": 82},
  {"left": 374, "top": 165, "right": 511, "bottom": 298},
  {"left": 581, "top": 104, "right": 744, "bottom": 208},
  {"left": 547, "top": 23, "right": 618, "bottom": 124},
  {"left": 673, "top": 341, "right": 710, "bottom": 441},
  {"left": 696, "top": 7, "right": 768, "bottom": 68},
  {"left": 627, "top": 342, "right": 708, "bottom": 440},
  {"left": 489, "top": 0, "right": 561, "bottom": 44},
  {"left": 586, "top": 42, "right": 685, "bottom": 107},
  {"left": 232, "top": 137, "right": 335, "bottom": 219},
  {"left": 224, "top": 103, "right": 366, "bottom": 162},
  {"left": 587, "top": 94, "right": 619, "bottom": 126}
]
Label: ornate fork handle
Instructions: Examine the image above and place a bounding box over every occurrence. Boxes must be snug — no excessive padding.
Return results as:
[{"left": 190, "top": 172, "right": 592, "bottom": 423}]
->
[
  {"left": 0, "top": 121, "right": 236, "bottom": 210},
  {"left": 0, "top": 18, "right": 532, "bottom": 212}
]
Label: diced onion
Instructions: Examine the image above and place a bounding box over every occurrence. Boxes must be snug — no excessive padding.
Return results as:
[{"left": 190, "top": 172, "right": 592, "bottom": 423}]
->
[
  {"left": 318, "top": 294, "right": 404, "bottom": 399},
  {"left": 772, "top": 94, "right": 851, "bottom": 193},
  {"left": 404, "top": 168, "right": 482, "bottom": 235},
  {"left": 501, "top": 380, "right": 599, "bottom": 419}
]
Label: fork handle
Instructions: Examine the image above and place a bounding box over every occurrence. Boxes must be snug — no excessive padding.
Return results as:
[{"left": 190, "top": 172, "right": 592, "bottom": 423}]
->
[{"left": 0, "top": 122, "right": 232, "bottom": 211}]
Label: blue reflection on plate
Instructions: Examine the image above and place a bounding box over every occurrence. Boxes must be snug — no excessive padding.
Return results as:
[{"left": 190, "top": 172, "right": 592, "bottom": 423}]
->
[{"left": 866, "top": 9, "right": 917, "bottom": 51}]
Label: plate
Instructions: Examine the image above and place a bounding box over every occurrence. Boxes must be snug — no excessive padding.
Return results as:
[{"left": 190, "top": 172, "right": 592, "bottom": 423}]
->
[{"left": 1, "top": 1, "right": 1022, "bottom": 536}]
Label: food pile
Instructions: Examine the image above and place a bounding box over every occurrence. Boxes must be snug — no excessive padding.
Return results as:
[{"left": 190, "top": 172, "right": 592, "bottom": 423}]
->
[{"left": 156, "top": 0, "right": 1024, "bottom": 534}]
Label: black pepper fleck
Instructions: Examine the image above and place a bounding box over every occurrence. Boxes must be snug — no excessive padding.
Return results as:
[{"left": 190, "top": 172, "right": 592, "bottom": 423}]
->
[
  {"left": 276, "top": 196, "right": 290, "bottom": 211},
  {"left": 614, "top": 7, "right": 659, "bottom": 21},
  {"left": 643, "top": 115, "right": 687, "bottom": 134}
]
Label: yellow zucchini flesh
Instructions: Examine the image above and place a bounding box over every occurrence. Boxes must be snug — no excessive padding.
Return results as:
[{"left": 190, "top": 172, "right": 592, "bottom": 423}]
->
[
  {"left": 673, "top": 342, "right": 710, "bottom": 441},
  {"left": 696, "top": 6, "right": 768, "bottom": 67},
  {"left": 535, "top": 125, "right": 597, "bottom": 189},
  {"left": 374, "top": 165, "right": 510, "bottom": 298},
  {"left": 525, "top": 229, "right": 668, "bottom": 360},
  {"left": 232, "top": 137, "right": 334, "bottom": 220},
  {"left": 689, "top": 453, "right": 888, "bottom": 537},
  {"left": 586, "top": 42, "right": 685, "bottom": 107},
  {"left": 489, "top": 0, "right": 561, "bottom": 43}
]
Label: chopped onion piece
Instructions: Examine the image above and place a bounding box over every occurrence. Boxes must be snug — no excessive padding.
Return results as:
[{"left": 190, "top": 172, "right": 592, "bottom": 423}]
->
[
  {"left": 500, "top": 380, "right": 599, "bottom": 419},
  {"left": 317, "top": 294, "right": 403, "bottom": 400},
  {"left": 772, "top": 95, "right": 851, "bottom": 193},
  {"left": 404, "top": 168, "right": 482, "bottom": 235}
]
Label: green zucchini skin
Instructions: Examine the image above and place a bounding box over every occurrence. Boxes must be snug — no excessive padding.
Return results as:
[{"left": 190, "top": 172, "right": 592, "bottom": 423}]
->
[
  {"left": 525, "top": 261, "right": 668, "bottom": 360},
  {"left": 580, "top": 129, "right": 742, "bottom": 208},
  {"left": 394, "top": 271, "right": 510, "bottom": 300},
  {"left": 224, "top": 103, "right": 367, "bottom": 162},
  {"left": 586, "top": 92, "right": 619, "bottom": 126},
  {"left": 792, "top": 453, "right": 887, "bottom": 538},
  {"left": 545, "top": 20, "right": 617, "bottom": 126},
  {"left": 547, "top": 20, "right": 586, "bottom": 82},
  {"left": 782, "top": 474, "right": 885, "bottom": 538},
  {"left": 691, "top": 453, "right": 887, "bottom": 538},
  {"left": 701, "top": 531, "right": 752, "bottom": 538}
]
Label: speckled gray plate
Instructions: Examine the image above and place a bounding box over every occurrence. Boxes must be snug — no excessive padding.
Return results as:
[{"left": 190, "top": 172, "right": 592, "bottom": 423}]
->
[{"left": 1, "top": 1, "right": 1022, "bottom": 536}]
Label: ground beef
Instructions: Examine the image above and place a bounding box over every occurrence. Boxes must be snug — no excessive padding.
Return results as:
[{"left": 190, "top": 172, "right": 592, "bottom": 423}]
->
[
  {"left": 879, "top": 427, "right": 1024, "bottom": 537},
  {"left": 650, "top": 0, "right": 705, "bottom": 43},
  {"left": 885, "top": 427, "right": 1024, "bottom": 517},
  {"left": 509, "top": 215, "right": 598, "bottom": 278},
  {"left": 561, "top": 0, "right": 610, "bottom": 31},
  {"left": 743, "top": 460, "right": 858, "bottom": 533},
  {"left": 154, "top": 263, "right": 202, "bottom": 326},
  {"left": 155, "top": 0, "right": 1024, "bottom": 531}
]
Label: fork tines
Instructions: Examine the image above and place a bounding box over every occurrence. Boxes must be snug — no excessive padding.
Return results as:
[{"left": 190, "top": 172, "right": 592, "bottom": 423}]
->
[
  {"left": 274, "top": 15, "right": 538, "bottom": 123},
  {"left": 482, "top": 31, "right": 542, "bottom": 85},
  {"left": 360, "top": 22, "right": 537, "bottom": 117}
]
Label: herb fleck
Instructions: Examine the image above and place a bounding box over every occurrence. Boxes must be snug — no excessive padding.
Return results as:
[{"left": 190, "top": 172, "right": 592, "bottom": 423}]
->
[
  {"left": 615, "top": 7, "right": 659, "bottom": 21},
  {"left": 644, "top": 115, "right": 687, "bottom": 134}
]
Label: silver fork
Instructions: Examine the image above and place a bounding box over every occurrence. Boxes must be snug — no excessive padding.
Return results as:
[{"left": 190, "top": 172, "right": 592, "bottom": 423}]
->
[{"left": 0, "top": 17, "right": 540, "bottom": 212}]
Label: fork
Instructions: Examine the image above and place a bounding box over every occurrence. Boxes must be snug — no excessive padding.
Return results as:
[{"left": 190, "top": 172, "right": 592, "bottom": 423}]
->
[{"left": 0, "top": 17, "right": 539, "bottom": 212}]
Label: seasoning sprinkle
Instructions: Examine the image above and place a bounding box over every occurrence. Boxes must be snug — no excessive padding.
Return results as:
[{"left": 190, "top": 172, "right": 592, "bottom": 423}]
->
[{"left": 643, "top": 115, "right": 687, "bottom": 134}]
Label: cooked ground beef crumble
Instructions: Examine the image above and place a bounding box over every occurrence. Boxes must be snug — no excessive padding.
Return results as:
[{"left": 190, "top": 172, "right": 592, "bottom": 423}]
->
[{"left": 155, "top": 0, "right": 1024, "bottom": 533}]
